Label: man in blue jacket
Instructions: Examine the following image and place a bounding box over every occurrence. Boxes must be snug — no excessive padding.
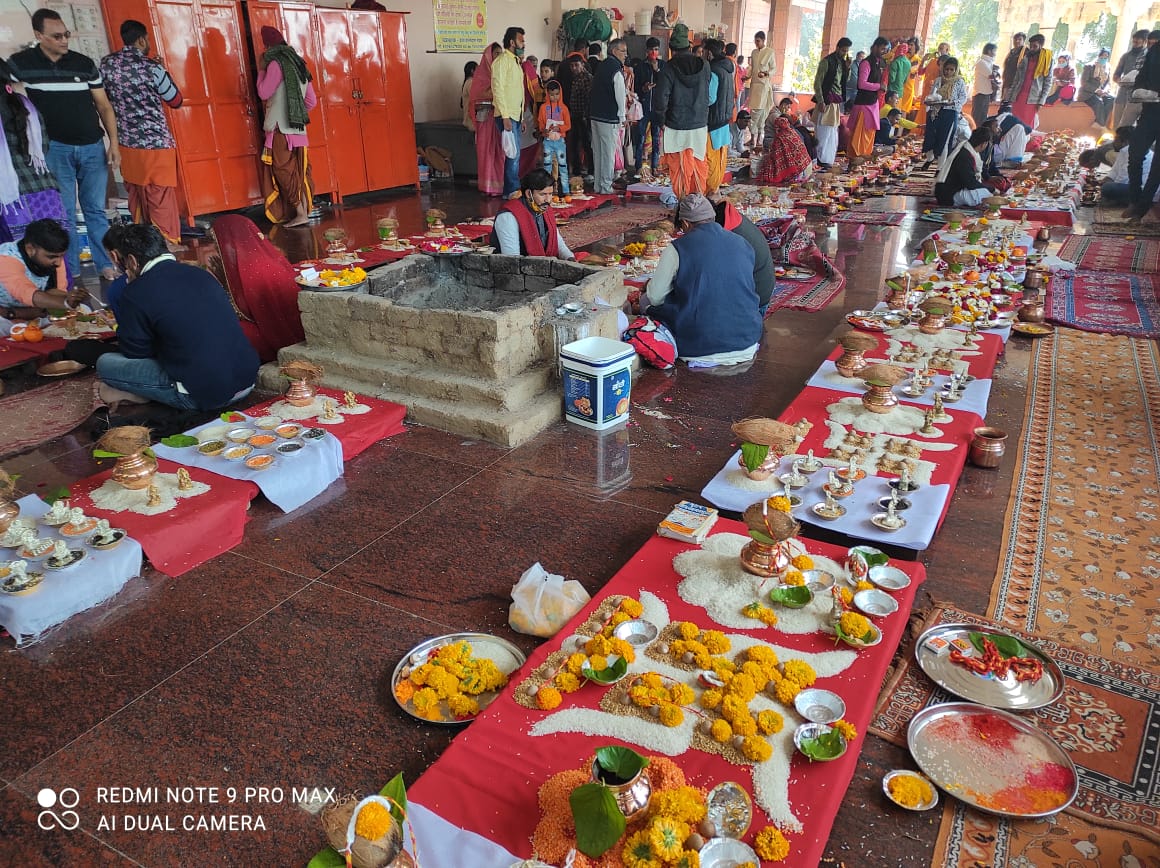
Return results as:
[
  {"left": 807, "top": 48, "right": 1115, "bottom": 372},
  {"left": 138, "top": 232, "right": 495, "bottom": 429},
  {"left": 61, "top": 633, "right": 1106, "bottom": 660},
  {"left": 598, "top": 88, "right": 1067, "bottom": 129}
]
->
[
  {"left": 645, "top": 194, "right": 762, "bottom": 366},
  {"left": 95, "top": 224, "right": 259, "bottom": 410}
]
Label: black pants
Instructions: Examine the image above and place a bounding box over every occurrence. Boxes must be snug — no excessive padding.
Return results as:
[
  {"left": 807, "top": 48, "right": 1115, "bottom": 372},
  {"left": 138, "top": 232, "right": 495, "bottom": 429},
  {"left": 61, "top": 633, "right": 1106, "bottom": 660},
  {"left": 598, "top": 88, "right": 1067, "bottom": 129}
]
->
[
  {"left": 1084, "top": 94, "right": 1113, "bottom": 127},
  {"left": 1128, "top": 104, "right": 1160, "bottom": 205}
]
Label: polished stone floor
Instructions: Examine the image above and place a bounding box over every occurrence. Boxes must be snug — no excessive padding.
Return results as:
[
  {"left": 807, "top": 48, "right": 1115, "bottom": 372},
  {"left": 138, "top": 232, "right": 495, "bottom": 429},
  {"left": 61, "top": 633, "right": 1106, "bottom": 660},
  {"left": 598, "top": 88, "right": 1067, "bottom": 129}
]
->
[{"left": 1, "top": 180, "right": 1036, "bottom": 866}]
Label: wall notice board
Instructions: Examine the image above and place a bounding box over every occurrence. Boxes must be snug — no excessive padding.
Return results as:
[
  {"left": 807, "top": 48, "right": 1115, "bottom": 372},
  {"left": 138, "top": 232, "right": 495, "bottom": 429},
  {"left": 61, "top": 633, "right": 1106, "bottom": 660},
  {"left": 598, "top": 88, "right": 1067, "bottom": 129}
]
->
[{"left": 432, "top": 0, "right": 486, "bottom": 54}]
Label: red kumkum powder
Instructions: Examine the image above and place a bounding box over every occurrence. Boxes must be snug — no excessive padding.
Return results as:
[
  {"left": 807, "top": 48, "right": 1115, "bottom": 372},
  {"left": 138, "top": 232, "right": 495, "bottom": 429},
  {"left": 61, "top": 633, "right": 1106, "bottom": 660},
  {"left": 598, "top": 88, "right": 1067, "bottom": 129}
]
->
[
  {"left": 969, "top": 712, "right": 1021, "bottom": 749},
  {"left": 1027, "top": 762, "right": 1074, "bottom": 791}
]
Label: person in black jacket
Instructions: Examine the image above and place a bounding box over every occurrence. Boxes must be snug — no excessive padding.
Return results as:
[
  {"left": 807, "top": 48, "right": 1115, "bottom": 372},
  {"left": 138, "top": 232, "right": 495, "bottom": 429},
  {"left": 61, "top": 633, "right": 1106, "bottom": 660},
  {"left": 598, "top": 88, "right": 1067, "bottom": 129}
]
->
[
  {"left": 713, "top": 200, "right": 775, "bottom": 312},
  {"left": 653, "top": 23, "right": 711, "bottom": 198},
  {"left": 1125, "top": 30, "right": 1160, "bottom": 220},
  {"left": 933, "top": 127, "right": 991, "bottom": 207},
  {"left": 704, "top": 39, "right": 735, "bottom": 193},
  {"left": 95, "top": 224, "right": 259, "bottom": 410},
  {"left": 632, "top": 37, "right": 665, "bottom": 176}
]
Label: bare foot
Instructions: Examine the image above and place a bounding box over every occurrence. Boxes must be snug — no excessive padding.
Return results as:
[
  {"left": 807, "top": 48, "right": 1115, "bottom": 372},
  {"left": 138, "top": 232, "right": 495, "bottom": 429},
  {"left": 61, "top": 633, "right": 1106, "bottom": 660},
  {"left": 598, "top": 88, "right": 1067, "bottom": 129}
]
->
[{"left": 283, "top": 217, "right": 310, "bottom": 228}]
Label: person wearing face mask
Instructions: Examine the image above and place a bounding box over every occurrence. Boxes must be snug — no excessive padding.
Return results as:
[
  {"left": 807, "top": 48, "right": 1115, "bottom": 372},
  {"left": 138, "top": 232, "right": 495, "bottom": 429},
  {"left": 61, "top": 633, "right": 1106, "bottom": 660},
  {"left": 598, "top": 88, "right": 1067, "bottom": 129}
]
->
[
  {"left": 632, "top": 37, "right": 665, "bottom": 177},
  {"left": 1113, "top": 29, "right": 1151, "bottom": 127},
  {"left": 1079, "top": 49, "right": 1113, "bottom": 127},
  {"left": 490, "top": 169, "right": 575, "bottom": 258},
  {"left": 0, "top": 218, "right": 87, "bottom": 320},
  {"left": 491, "top": 26, "right": 528, "bottom": 198}
]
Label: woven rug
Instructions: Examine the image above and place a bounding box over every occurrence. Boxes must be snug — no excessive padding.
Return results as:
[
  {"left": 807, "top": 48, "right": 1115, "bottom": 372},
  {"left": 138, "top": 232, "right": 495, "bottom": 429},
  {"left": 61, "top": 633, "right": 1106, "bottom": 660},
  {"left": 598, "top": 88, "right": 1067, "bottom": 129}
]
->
[
  {"left": 989, "top": 330, "right": 1160, "bottom": 672},
  {"left": 560, "top": 203, "right": 673, "bottom": 249},
  {"left": 1057, "top": 235, "right": 1160, "bottom": 273},
  {"left": 766, "top": 268, "right": 846, "bottom": 313},
  {"left": 0, "top": 374, "right": 101, "bottom": 459},
  {"left": 886, "top": 180, "right": 934, "bottom": 198},
  {"left": 871, "top": 602, "right": 1159, "bottom": 846},
  {"left": 1046, "top": 271, "right": 1160, "bottom": 338},
  {"left": 830, "top": 210, "right": 906, "bottom": 226},
  {"left": 1092, "top": 206, "right": 1160, "bottom": 237}
]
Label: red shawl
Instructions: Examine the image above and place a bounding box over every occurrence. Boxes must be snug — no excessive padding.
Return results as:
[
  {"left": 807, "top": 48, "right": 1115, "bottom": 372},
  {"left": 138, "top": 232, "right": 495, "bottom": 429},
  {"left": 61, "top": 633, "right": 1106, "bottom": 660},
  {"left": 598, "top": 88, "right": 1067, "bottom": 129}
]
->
[
  {"left": 756, "top": 116, "right": 812, "bottom": 185},
  {"left": 500, "top": 198, "right": 560, "bottom": 257},
  {"left": 212, "top": 214, "right": 305, "bottom": 362}
]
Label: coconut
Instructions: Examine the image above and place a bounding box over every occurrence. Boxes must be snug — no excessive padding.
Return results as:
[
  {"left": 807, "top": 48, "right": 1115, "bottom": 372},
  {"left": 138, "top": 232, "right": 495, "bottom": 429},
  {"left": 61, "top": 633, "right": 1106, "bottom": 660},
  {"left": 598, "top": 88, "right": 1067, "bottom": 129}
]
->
[
  {"left": 280, "top": 361, "right": 324, "bottom": 383},
  {"left": 742, "top": 504, "right": 799, "bottom": 542},
  {"left": 96, "top": 425, "right": 152, "bottom": 457},
  {"left": 860, "top": 363, "right": 908, "bottom": 386},
  {"left": 730, "top": 418, "right": 798, "bottom": 451},
  {"left": 839, "top": 332, "right": 879, "bottom": 353},
  {"left": 918, "top": 294, "right": 955, "bottom": 313},
  {"left": 321, "top": 795, "right": 403, "bottom": 868}
]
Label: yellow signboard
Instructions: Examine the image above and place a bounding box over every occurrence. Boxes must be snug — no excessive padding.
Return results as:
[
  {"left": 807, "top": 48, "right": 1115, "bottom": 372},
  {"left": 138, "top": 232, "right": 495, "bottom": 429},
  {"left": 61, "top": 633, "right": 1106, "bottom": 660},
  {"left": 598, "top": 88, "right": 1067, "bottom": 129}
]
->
[{"left": 433, "top": 0, "right": 487, "bottom": 54}]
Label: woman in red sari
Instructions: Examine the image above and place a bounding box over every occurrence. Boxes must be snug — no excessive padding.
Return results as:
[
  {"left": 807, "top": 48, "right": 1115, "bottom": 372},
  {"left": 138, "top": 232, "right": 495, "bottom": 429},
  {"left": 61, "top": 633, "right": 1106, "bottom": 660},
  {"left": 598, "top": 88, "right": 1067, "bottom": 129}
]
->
[
  {"left": 755, "top": 116, "right": 814, "bottom": 184},
  {"left": 470, "top": 43, "right": 504, "bottom": 196},
  {"left": 210, "top": 214, "right": 304, "bottom": 362}
]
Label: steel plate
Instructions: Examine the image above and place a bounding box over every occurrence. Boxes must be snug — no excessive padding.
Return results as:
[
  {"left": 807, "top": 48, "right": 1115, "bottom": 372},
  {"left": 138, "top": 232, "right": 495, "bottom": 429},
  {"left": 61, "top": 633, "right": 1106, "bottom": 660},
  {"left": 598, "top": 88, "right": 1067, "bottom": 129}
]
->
[
  {"left": 907, "top": 702, "right": 1078, "bottom": 819},
  {"left": 915, "top": 623, "right": 1064, "bottom": 710},
  {"left": 392, "top": 632, "right": 525, "bottom": 726}
]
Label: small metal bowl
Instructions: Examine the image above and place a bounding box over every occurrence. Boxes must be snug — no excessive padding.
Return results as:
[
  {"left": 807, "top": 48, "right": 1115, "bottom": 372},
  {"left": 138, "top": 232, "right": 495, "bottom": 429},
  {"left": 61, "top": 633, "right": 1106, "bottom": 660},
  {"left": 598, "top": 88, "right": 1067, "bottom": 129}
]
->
[
  {"left": 254, "top": 416, "right": 283, "bottom": 430},
  {"left": 613, "top": 618, "right": 658, "bottom": 647},
  {"left": 801, "top": 569, "right": 835, "bottom": 593},
  {"left": 36, "top": 359, "right": 87, "bottom": 378},
  {"left": 883, "top": 769, "right": 939, "bottom": 811},
  {"left": 854, "top": 588, "right": 900, "bottom": 617},
  {"left": 302, "top": 427, "right": 327, "bottom": 442},
  {"left": 705, "top": 781, "right": 752, "bottom": 838},
  {"left": 223, "top": 445, "right": 253, "bottom": 461},
  {"left": 794, "top": 688, "right": 846, "bottom": 723},
  {"left": 226, "top": 427, "right": 255, "bottom": 443},
  {"left": 794, "top": 722, "right": 848, "bottom": 761},
  {"left": 276, "top": 441, "right": 304, "bottom": 457},
  {"left": 868, "top": 565, "right": 911, "bottom": 591},
  {"left": 698, "top": 837, "right": 761, "bottom": 868}
]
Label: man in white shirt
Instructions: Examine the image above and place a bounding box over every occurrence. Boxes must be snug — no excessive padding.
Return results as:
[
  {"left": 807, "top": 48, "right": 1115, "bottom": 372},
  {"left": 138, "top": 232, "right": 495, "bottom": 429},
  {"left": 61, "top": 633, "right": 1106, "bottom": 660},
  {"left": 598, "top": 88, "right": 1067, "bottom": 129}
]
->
[{"left": 972, "top": 43, "right": 999, "bottom": 127}]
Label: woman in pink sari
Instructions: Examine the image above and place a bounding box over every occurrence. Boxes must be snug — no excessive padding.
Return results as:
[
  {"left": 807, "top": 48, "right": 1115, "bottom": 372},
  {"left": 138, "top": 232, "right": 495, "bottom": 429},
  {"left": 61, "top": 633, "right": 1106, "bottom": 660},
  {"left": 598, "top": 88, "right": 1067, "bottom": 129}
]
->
[
  {"left": 517, "top": 59, "right": 543, "bottom": 177},
  {"left": 470, "top": 43, "right": 504, "bottom": 196},
  {"left": 210, "top": 214, "right": 305, "bottom": 362}
]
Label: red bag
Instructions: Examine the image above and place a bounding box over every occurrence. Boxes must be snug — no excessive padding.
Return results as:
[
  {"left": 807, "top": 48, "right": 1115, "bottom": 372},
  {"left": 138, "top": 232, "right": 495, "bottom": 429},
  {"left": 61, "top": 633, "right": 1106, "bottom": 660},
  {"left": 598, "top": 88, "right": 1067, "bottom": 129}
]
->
[{"left": 622, "top": 316, "right": 677, "bottom": 369}]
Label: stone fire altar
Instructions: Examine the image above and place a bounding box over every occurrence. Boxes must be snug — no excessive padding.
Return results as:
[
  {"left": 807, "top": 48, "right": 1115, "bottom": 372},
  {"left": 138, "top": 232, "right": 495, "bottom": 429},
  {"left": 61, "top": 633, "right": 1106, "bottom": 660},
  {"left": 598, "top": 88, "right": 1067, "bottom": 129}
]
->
[{"left": 260, "top": 254, "right": 628, "bottom": 446}]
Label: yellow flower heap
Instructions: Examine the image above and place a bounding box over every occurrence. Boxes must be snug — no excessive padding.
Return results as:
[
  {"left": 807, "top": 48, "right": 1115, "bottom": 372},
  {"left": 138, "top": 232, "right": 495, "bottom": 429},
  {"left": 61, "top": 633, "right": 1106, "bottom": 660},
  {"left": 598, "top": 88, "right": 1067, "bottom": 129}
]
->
[
  {"left": 317, "top": 266, "right": 367, "bottom": 287},
  {"left": 627, "top": 672, "right": 696, "bottom": 727},
  {"left": 394, "top": 640, "right": 507, "bottom": 721},
  {"left": 537, "top": 597, "right": 643, "bottom": 710}
]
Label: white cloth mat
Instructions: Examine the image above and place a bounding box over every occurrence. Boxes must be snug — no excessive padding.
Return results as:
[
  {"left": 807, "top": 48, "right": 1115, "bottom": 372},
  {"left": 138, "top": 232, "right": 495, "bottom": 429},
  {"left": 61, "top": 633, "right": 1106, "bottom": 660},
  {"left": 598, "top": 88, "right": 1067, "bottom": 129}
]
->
[
  {"left": 152, "top": 418, "right": 343, "bottom": 513},
  {"left": 0, "top": 495, "right": 143, "bottom": 646},
  {"left": 700, "top": 452, "right": 950, "bottom": 550},
  {"left": 806, "top": 361, "right": 993, "bottom": 418},
  {"left": 409, "top": 802, "right": 520, "bottom": 868},
  {"left": 870, "top": 301, "right": 1013, "bottom": 342}
]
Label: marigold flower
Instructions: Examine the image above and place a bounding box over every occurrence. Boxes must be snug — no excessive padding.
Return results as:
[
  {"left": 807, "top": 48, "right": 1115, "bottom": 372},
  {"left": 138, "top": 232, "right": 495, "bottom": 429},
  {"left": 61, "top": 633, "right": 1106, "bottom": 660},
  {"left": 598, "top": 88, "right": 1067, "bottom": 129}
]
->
[
  {"left": 739, "top": 661, "right": 769, "bottom": 691},
  {"left": 585, "top": 634, "right": 612, "bottom": 656},
  {"left": 766, "top": 495, "right": 792, "bottom": 513},
  {"left": 649, "top": 786, "right": 705, "bottom": 824},
  {"left": 354, "top": 802, "right": 394, "bottom": 840},
  {"left": 758, "top": 607, "right": 779, "bottom": 626},
  {"left": 724, "top": 673, "right": 757, "bottom": 702},
  {"left": 587, "top": 654, "right": 609, "bottom": 673},
  {"left": 731, "top": 713, "right": 757, "bottom": 737},
  {"left": 720, "top": 695, "right": 749, "bottom": 724},
  {"left": 672, "top": 849, "right": 701, "bottom": 868},
  {"left": 669, "top": 639, "right": 688, "bottom": 656},
  {"left": 621, "top": 598, "right": 644, "bottom": 618},
  {"left": 754, "top": 826, "right": 791, "bottom": 861},
  {"left": 658, "top": 703, "right": 685, "bottom": 727},
  {"left": 678, "top": 621, "right": 700, "bottom": 640},
  {"left": 710, "top": 719, "right": 733, "bottom": 743},
  {"left": 629, "top": 684, "right": 653, "bottom": 706},
  {"left": 699, "top": 688, "right": 722, "bottom": 710},
  {"left": 839, "top": 611, "right": 872, "bottom": 640},
  {"left": 641, "top": 672, "right": 664, "bottom": 690},
  {"left": 622, "top": 829, "right": 659, "bottom": 868},
  {"left": 554, "top": 672, "right": 582, "bottom": 693},
  {"left": 782, "top": 569, "right": 805, "bottom": 587},
  {"left": 447, "top": 693, "right": 479, "bottom": 718},
  {"left": 536, "top": 686, "right": 562, "bottom": 710},
  {"left": 610, "top": 611, "right": 631, "bottom": 627},
  {"left": 609, "top": 638, "right": 636, "bottom": 662},
  {"left": 746, "top": 646, "right": 778, "bottom": 666},
  {"left": 781, "top": 659, "right": 817, "bottom": 688},
  {"left": 838, "top": 586, "right": 853, "bottom": 606},
  {"left": 648, "top": 817, "right": 689, "bottom": 861},
  {"left": 832, "top": 718, "right": 858, "bottom": 741},
  {"left": 791, "top": 553, "right": 814, "bottom": 570},
  {"left": 393, "top": 680, "right": 416, "bottom": 704},
  {"left": 756, "top": 709, "right": 784, "bottom": 735},
  {"left": 772, "top": 678, "right": 801, "bottom": 705},
  {"left": 668, "top": 683, "right": 695, "bottom": 706},
  {"left": 855, "top": 579, "right": 875, "bottom": 592},
  {"left": 740, "top": 735, "right": 772, "bottom": 762},
  {"left": 565, "top": 652, "right": 588, "bottom": 675},
  {"left": 700, "top": 630, "right": 730, "bottom": 654}
]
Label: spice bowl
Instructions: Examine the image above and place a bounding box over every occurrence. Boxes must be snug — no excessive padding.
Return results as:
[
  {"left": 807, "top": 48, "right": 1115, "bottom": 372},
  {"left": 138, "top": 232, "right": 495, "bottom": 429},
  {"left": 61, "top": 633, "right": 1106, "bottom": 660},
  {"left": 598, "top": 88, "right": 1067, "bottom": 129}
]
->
[
  {"left": 793, "top": 722, "right": 848, "bottom": 761},
  {"left": 801, "top": 569, "right": 835, "bottom": 593},
  {"left": 882, "top": 769, "right": 939, "bottom": 811},
  {"left": 254, "top": 416, "right": 283, "bottom": 430},
  {"left": 853, "top": 588, "right": 900, "bottom": 617},
  {"left": 226, "top": 427, "right": 255, "bottom": 443},
  {"left": 613, "top": 618, "right": 659, "bottom": 647}
]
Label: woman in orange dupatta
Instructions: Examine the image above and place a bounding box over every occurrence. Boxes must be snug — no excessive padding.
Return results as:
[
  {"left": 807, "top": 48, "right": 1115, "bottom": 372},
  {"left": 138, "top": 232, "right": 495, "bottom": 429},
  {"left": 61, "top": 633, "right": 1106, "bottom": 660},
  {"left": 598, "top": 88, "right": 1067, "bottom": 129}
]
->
[
  {"left": 211, "top": 214, "right": 304, "bottom": 362},
  {"left": 470, "top": 44, "right": 504, "bottom": 196},
  {"left": 915, "top": 44, "right": 948, "bottom": 127}
]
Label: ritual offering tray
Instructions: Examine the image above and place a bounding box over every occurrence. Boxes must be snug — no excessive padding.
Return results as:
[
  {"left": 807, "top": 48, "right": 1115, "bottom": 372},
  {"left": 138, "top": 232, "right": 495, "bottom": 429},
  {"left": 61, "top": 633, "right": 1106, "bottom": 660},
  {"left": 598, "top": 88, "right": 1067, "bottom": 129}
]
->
[
  {"left": 392, "top": 632, "right": 525, "bottom": 726},
  {"left": 846, "top": 310, "right": 890, "bottom": 332},
  {"left": 907, "top": 702, "right": 1077, "bottom": 818},
  {"left": 1011, "top": 322, "right": 1054, "bottom": 337},
  {"left": 774, "top": 266, "right": 816, "bottom": 281},
  {"left": 698, "top": 837, "right": 761, "bottom": 868},
  {"left": 36, "top": 360, "right": 87, "bottom": 378},
  {"left": 418, "top": 239, "right": 472, "bottom": 255},
  {"left": 915, "top": 623, "right": 1063, "bottom": 710}
]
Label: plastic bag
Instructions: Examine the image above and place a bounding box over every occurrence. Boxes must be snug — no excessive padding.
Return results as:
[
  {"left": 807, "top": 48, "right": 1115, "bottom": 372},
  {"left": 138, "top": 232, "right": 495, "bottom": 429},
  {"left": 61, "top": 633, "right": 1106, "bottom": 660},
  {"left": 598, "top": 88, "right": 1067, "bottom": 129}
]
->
[
  {"left": 508, "top": 562, "right": 590, "bottom": 637},
  {"left": 501, "top": 128, "right": 519, "bottom": 159}
]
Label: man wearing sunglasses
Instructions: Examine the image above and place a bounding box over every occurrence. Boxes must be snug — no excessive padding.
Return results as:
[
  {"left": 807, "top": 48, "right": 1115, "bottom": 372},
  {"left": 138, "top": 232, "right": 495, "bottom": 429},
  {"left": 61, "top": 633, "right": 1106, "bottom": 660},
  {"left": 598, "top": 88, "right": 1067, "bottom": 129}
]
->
[{"left": 7, "top": 8, "right": 121, "bottom": 284}]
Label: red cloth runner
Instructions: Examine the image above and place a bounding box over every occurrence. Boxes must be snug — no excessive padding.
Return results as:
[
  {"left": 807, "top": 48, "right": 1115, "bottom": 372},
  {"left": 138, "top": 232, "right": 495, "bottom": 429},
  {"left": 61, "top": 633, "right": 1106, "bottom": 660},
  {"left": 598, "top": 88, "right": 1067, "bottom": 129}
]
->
[
  {"left": 0, "top": 341, "right": 45, "bottom": 370},
  {"left": 455, "top": 222, "right": 494, "bottom": 241},
  {"left": 409, "top": 524, "right": 925, "bottom": 863},
  {"left": 244, "top": 386, "right": 405, "bottom": 461},
  {"left": 999, "top": 207, "right": 1073, "bottom": 226},
  {"left": 824, "top": 331, "right": 1004, "bottom": 380},
  {"left": 0, "top": 336, "right": 67, "bottom": 359},
  {"left": 68, "top": 458, "right": 257, "bottom": 577}
]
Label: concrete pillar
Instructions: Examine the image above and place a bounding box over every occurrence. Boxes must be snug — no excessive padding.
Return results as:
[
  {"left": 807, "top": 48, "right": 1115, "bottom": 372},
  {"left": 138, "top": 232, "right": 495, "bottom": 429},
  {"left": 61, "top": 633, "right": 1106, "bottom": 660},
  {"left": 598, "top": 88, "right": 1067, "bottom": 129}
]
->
[
  {"left": 878, "top": 0, "right": 937, "bottom": 45},
  {"left": 821, "top": 0, "right": 851, "bottom": 56},
  {"left": 768, "top": 0, "right": 794, "bottom": 91}
]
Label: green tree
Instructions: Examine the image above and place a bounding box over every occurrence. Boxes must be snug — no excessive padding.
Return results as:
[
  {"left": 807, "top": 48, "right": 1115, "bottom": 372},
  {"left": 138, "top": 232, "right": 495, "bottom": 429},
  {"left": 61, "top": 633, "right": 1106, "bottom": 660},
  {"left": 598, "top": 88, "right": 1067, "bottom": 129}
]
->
[
  {"left": 929, "top": 0, "right": 999, "bottom": 59},
  {"left": 1081, "top": 12, "right": 1118, "bottom": 57}
]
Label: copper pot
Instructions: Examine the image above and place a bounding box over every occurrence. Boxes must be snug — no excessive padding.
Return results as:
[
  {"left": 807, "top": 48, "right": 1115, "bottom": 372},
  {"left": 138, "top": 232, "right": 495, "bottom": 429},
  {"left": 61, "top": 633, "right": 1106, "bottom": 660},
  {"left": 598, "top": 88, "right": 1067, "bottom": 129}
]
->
[
  {"left": 285, "top": 378, "right": 317, "bottom": 407},
  {"left": 0, "top": 497, "right": 18, "bottom": 535},
  {"left": 834, "top": 348, "right": 868, "bottom": 378},
  {"left": 918, "top": 311, "right": 947, "bottom": 334},
  {"left": 861, "top": 381, "right": 898, "bottom": 414},
  {"left": 737, "top": 450, "right": 781, "bottom": 481},
  {"left": 1018, "top": 293, "right": 1046, "bottom": 323},
  {"left": 590, "top": 759, "right": 651, "bottom": 822},
  {"left": 969, "top": 426, "right": 1008, "bottom": 468},
  {"left": 739, "top": 538, "right": 791, "bottom": 578},
  {"left": 112, "top": 451, "right": 158, "bottom": 490}
]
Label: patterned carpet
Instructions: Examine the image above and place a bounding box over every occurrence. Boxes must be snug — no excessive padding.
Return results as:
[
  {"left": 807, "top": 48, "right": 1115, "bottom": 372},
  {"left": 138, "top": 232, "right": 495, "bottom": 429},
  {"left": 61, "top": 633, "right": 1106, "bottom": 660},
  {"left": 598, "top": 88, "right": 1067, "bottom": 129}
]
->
[
  {"left": 989, "top": 330, "right": 1160, "bottom": 671},
  {"left": 1092, "top": 206, "right": 1160, "bottom": 237},
  {"left": 560, "top": 203, "right": 673, "bottom": 250},
  {"left": 766, "top": 269, "right": 846, "bottom": 313},
  {"left": 0, "top": 375, "right": 101, "bottom": 459},
  {"left": 1046, "top": 271, "right": 1160, "bottom": 339},
  {"left": 1057, "top": 235, "right": 1160, "bottom": 273},
  {"left": 830, "top": 210, "right": 906, "bottom": 226}
]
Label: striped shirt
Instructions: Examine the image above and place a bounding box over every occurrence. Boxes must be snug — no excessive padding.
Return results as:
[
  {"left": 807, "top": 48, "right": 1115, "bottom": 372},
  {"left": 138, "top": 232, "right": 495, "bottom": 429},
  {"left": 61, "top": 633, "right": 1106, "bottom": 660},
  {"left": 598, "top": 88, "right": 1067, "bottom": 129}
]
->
[{"left": 6, "top": 47, "right": 105, "bottom": 146}]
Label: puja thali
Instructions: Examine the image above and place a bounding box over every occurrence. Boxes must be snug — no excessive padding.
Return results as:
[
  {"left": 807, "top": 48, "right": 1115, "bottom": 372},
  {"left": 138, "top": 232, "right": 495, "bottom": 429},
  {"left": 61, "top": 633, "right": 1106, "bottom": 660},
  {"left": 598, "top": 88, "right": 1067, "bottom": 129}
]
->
[
  {"left": 915, "top": 623, "right": 1064, "bottom": 710},
  {"left": 907, "top": 702, "right": 1077, "bottom": 819},
  {"left": 392, "top": 632, "right": 526, "bottom": 726},
  {"left": 1011, "top": 322, "right": 1054, "bottom": 337}
]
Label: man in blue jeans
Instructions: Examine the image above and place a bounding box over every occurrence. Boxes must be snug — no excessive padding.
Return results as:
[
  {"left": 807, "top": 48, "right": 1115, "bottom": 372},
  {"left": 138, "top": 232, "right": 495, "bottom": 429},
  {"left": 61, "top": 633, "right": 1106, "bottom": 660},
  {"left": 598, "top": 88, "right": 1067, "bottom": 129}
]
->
[
  {"left": 7, "top": 8, "right": 121, "bottom": 283},
  {"left": 491, "top": 26, "right": 527, "bottom": 198},
  {"left": 95, "top": 224, "right": 258, "bottom": 411}
]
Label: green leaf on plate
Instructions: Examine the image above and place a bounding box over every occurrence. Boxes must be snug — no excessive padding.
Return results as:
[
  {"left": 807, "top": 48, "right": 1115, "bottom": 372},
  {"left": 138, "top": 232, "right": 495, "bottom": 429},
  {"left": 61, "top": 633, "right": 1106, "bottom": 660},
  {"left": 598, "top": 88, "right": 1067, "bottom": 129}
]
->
[
  {"left": 769, "top": 585, "right": 813, "bottom": 607},
  {"left": 593, "top": 745, "right": 649, "bottom": 781},
  {"left": 570, "top": 782, "right": 625, "bottom": 858},
  {"left": 39, "top": 485, "right": 70, "bottom": 504},
  {"left": 381, "top": 772, "right": 407, "bottom": 827},
  {"left": 968, "top": 631, "right": 1032, "bottom": 659},
  {"left": 740, "top": 441, "right": 771, "bottom": 473},
  {"left": 92, "top": 448, "right": 123, "bottom": 459},
  {"left": 582, "top": 655, "right": 628, "bottom": 684},
  {"left": 160, "top": 434, "right": 199, "bottom": 448},
  {"left": 799, "top": 727, "right": 846, "bottom": 760}
]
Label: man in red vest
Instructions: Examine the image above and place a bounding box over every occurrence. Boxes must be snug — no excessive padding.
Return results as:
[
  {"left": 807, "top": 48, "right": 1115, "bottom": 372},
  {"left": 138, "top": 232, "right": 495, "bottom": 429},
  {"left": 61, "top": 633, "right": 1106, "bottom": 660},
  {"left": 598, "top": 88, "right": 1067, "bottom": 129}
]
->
[{"left": 491, "top": 169, "right": 577, "bottom": 258}]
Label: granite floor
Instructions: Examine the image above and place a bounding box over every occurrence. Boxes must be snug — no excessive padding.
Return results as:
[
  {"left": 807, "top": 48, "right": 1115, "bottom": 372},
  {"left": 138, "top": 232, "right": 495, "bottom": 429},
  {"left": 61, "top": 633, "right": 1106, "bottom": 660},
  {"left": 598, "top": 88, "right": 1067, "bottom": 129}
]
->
[{"left": 1, "top": 180, "right": 1037, "bottom": 866}]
